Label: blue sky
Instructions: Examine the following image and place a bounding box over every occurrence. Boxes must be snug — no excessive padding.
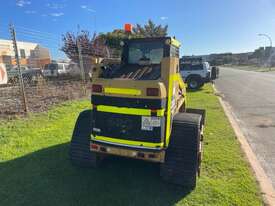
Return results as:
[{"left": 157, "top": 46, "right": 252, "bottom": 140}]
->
[{"left": 1, "top": 0, "right": 275, "bottom": 59}]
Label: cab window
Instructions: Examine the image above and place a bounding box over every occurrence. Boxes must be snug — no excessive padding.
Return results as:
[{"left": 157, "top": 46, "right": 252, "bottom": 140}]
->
[{"left": 128, "top": 41, "right": 164, "bottom": 64}]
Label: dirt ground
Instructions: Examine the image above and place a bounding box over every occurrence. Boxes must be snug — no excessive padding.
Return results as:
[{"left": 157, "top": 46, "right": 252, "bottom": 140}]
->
[{"left": 0, "top": 80, "right": 90, "bottom": 119}]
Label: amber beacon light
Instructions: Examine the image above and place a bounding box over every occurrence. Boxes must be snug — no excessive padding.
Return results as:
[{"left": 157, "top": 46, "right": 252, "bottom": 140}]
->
[{"left": 124, "top": 23, "right": 132, "bottom": 33}]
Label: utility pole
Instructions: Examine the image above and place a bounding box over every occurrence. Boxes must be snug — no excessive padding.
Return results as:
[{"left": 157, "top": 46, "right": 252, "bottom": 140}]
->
[
  {"left": 258, "top": 33, "right": 273, "bottom": 71},
  {"left": 9, "top": 23, "right": 28, "bottom": 113},
  {"left": 77, "top": 39, "right": 86, "bottom": 82},
  {"left": 76, "top": 25, "right": 86, "bottom": 95}
]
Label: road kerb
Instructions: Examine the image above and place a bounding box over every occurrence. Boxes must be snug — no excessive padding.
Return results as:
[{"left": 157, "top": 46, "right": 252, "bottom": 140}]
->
[{"left": 213, "top": 84, "right": 275, "bottom": 206}]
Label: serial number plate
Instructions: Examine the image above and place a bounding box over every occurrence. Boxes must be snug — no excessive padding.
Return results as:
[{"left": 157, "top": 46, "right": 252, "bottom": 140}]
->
[{"left": 141, "top": 116, "right": 161, "bottom": 131}]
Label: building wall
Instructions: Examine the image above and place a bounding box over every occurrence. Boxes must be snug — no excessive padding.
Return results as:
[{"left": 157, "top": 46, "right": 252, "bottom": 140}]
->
[{"left": 0, "top": 39, "right": 51, "bottom": 68}]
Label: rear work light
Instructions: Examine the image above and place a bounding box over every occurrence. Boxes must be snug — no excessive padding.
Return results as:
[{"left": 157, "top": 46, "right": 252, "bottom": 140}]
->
[
  {"left": 146, "top": 88, "right": 159, "bottom": 96},
  {"left": 92, "top": 84, "right": 103, "bottom": 93}
]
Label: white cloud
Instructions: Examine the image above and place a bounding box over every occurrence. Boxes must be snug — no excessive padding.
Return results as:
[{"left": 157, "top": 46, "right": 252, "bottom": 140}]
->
[
  {"left": 81, "top": 5, "right": 95, "bottom": 12},
  {"left": 46, "top": 3, "right": 66, "bottom": 9},
  {"left": 50, "top": 12, "right": 64, "bottom": 17},
  {"left": 24, "top": 10, "right": 36, "bottom": 14},
  {"left": 160, "top": 16, "right": 168, "bottom": 20},
  {"left": 16, "top": 0, "right": 31, "bottom": 7}
]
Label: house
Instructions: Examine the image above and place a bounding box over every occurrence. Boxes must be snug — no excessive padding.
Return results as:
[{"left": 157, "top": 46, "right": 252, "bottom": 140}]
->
[{"left": 0, "top": 39, "right": 51, "bottom": 68}]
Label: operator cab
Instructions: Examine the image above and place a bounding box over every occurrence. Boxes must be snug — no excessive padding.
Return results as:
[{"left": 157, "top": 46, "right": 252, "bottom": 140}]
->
[{"left": 100, "top": 37, "right": 180, "bottom": 80}]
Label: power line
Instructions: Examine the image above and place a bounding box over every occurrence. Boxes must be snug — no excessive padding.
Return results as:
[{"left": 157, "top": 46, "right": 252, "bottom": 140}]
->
[{"left": 16, "top": 26, "right": 58, "bottom": 37}]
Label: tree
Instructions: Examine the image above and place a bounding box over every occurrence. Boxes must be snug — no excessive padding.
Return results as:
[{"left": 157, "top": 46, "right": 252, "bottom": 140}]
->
[
  {"left": 98, "top": 20, "right": 168, "bottom": 56},
  {"left": 61, "top": 20, "right": 169, "bottom": 65},
  {"left": 133, "top": 19, "right": 168, "bottom": 37},
  {"left": 61, "top": 30, "right": 107, "bottom": 76},
  {"left": 97, "top": 29, "right": 127, "bottom": 57},
  {"left": 99, "top": 29, "right": 126, "bottom": 49}
]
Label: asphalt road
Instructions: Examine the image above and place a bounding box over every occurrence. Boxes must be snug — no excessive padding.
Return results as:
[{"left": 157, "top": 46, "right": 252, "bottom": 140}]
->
[{"left": 215, "top": 67, "right": 275, "bottom": 187}]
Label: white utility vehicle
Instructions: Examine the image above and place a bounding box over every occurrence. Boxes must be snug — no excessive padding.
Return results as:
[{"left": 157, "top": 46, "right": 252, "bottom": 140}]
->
[
  {"left": 42, "top": 63, "right": 69, "bottom": 77},
  {"left": 180, "top": 57, "right": 218, "bottom": 89},
  {"left": 43, "top": 62, "right": 82, "bottom": 78}
]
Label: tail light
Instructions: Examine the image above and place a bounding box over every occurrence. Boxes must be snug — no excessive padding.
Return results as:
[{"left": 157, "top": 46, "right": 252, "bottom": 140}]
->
[
  {"left": 90, "top": 143, "right": 99, "bottom": 150},
  {"left": 146, "top": 88, "right": 159, "bottom": 96},
  {"left": 92, "top": 84, "right": 103, "bottom": 93}
]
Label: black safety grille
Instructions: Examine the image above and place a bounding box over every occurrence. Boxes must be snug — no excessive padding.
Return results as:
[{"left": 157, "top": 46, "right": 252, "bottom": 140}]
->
[{"left": 92, "top": 111, "right": 165, "bottom": 143}]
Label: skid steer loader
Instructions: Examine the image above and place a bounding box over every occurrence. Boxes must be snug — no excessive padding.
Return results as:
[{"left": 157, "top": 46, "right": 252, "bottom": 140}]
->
[{"left": 69, "top": 35, "right": 205, "bottom": 189}]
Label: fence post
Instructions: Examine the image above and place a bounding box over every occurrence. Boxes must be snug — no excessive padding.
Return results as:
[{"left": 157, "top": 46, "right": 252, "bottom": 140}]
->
[
  {"left": 9, "top": 24, "right": 28, "bottom": 113},
  {"left": 76, "top": 39, "right": 87, "bottom": 96}
]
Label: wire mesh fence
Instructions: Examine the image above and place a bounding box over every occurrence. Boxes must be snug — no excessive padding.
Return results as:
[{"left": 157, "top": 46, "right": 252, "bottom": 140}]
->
[{"left": 0, "top": 24, "right": 104, "bottom": 118}]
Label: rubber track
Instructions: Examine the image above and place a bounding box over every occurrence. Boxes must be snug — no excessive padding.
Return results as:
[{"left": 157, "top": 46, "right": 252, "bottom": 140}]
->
[
  {"left": 69, "top": 110, "right": 100, "bottom": 168},
  {"left": 160, "top": 112, "right": 202, "bottom": 189}
]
